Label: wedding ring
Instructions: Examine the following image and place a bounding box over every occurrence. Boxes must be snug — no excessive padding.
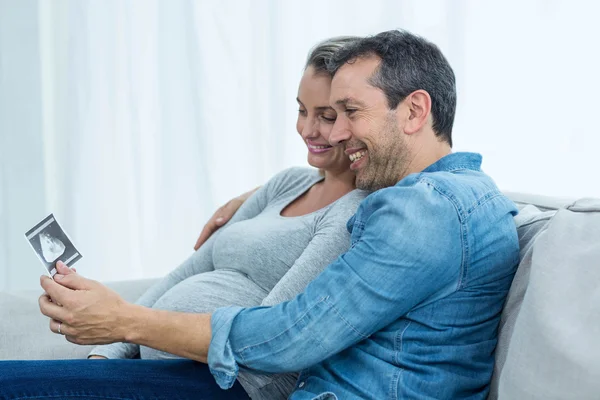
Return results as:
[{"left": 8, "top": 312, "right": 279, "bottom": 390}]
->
[{"left": 58, "top": 322, "right": 62, "bottom": 335}]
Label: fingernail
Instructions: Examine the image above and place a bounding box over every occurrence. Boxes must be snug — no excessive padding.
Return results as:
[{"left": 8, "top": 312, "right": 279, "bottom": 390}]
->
[
  {"left": 55, "top": 274, "right": 64, "bottom": 280},
  {"left": 216, "top": 217, "right": 224, "bottom": 223}
]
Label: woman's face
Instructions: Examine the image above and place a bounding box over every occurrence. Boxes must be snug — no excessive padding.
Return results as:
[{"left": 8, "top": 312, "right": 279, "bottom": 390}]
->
[{"left": 296, "top": 66, "right": 351, "bottom": 174}]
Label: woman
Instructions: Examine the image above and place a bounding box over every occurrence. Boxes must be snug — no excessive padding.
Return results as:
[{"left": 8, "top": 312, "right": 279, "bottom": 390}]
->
[{"left": 1, "top": 36, "right": 365, "bottom": 400}]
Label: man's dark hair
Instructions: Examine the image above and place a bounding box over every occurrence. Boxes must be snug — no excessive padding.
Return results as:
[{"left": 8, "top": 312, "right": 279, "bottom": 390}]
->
[{"left": 327, "top": 30, "right": 456, "bottom": 146}]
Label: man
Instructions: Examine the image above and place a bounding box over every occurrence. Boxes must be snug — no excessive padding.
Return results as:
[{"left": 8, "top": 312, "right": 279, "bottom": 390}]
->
[{"left": 35, "top": 30, "right": 518, "bottom": 399}]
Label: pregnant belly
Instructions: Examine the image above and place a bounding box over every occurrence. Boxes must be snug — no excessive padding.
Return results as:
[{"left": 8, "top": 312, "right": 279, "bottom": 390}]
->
[{"left": 151, "top": 270, "right": 269, "bottom": 314}]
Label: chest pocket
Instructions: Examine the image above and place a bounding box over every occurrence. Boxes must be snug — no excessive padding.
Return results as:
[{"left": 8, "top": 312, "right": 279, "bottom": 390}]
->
[{"left": 350, "top": 220, "right": 366, "bottom": 247}]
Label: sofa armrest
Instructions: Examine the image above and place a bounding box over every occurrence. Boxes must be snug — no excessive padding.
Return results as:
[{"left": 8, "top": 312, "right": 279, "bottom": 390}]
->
[
  {"left": 503, "top": 191, "right": 575, "bottom": 211},
  {"left": 0, "top": 278, "right": 158, "bottom": 360}
]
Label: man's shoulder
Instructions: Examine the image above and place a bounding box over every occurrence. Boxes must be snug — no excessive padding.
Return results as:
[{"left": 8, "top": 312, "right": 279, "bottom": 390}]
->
[
  {"left": 358, "top": 168, "right": 515, "bottom": 221},
  {"left": 357, "top": 179, "right": 459, "bottom": 224},
  {"left": 410, "top": 168, "right": 516, "bottom": 221}
]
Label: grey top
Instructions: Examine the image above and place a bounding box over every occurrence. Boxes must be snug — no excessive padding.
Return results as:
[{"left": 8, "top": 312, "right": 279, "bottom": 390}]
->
[{"left": 90, "top": 167, "right": 367, "bottom": 399}]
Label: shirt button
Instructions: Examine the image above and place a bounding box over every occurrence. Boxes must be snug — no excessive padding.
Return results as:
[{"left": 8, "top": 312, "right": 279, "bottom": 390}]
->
[{"left": 298, "top": 381, "right": 305, "bottom": 388}]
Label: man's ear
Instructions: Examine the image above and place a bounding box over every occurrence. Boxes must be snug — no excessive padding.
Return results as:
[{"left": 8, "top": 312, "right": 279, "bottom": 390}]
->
[{"left": 403, "top": 90, "right": 432, "bottom": 135}]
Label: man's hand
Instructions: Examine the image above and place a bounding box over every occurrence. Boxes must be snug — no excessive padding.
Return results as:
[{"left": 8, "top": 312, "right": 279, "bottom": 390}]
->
[
  {"left": 39, "top": 261, "right": 133, "bottom": 346},
  {"left": 193, "top": 187, "right": 260, "bottom": 250},
  {"left": 39, "top": 263, "right": 213, "bottom": 363}
]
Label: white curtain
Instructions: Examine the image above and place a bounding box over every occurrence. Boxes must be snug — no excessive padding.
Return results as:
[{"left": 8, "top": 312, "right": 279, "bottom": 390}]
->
[{"left": 1, "top": 0, "right": 599, "bottom": 290}]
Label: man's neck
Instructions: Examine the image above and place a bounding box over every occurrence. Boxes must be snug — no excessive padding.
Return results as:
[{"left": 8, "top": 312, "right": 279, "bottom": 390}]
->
[{"left": 401, "top": 142, "right": 452, "bottom": 181}]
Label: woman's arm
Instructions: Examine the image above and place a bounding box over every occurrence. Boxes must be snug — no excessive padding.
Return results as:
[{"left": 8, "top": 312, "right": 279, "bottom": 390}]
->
[
  {"left": 88, "top": 185, "right": 269, "bottom": 359},
  {"left": 261, "top": 193, "right": 363, "bottom": 306}
]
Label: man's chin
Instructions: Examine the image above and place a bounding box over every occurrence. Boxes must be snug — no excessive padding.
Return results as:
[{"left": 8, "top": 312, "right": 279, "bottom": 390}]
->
[
  {"left": 355, "top": 171, "right": 375, "bottom": 191},
  {"left": 356, "top": 171, "right": 395, "bottom": 192}
]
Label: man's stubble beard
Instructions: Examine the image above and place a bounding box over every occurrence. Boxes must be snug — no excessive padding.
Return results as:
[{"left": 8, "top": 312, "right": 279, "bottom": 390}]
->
[{"left": 355, "top": 115, "right": 411, "bottom": 192}]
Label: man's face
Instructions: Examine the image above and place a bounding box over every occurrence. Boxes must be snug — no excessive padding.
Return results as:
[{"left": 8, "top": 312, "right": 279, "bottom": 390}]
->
[{"left": 329, "top": 56, "right": 412, "bottom": 191}]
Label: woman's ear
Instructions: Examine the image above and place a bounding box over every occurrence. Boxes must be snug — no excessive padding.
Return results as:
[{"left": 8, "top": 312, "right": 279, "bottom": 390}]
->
[{"left": 403, "top": 90, "right": 432, "bottom": 135}]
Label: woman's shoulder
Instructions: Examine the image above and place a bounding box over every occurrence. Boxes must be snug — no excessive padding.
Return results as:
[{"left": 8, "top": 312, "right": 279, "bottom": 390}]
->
[
  {"left": 264, "top": 166, "right": 321, "bottom": 198},
  {"left": 270, "top": 166, "right": 320, "bottom": 183},
  {"left": 335, "top": 189, "right": 370, "bottom": 209},
  {"left": 319, "top": 189, "right": 369, "bottom": 223}
]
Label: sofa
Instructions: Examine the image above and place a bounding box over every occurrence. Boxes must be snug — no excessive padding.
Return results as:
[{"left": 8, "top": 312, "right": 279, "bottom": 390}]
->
[{"left": 1, "top": 192, "right": 599, "bottom": 399}]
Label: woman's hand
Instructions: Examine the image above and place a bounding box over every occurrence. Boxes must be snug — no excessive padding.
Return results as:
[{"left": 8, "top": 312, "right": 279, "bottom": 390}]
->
[{"left": 193, "top": 187, "right": 260, "bottom": 250}]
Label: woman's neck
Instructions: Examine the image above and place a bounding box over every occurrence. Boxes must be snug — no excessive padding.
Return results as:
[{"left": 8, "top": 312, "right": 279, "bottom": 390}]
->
[
  {"left": 323, "top": 168, "right": 355, "bottom": 190},
  {"left": 311, "top": 167, "right": 356, "bottom": 202},
  {"left": 280, "top": 167, "right": 355, "bottom": 217}
]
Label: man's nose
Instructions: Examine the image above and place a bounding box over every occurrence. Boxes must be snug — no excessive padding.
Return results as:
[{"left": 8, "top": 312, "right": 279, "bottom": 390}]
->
[{"left": 329, "top": 118, "right": 351, "bottom": 146}]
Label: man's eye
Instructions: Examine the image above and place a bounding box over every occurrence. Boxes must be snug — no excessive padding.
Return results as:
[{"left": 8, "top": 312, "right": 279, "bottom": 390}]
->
[
  {"left": 298, "top": 109, "right": 307, "bottom": 116},
  {"left": 345, "top": 109, "right": 357, "bottom": 116}
]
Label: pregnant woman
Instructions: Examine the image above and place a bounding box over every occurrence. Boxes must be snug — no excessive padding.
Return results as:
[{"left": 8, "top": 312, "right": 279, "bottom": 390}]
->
[{"left": 82, "top": 35, "right": 365, "bottom": 400}]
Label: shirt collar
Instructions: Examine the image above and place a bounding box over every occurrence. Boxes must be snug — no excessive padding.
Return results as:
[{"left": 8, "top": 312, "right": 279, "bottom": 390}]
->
[{"left": 422, "top": 152, "right": 482, "bottom": 173}]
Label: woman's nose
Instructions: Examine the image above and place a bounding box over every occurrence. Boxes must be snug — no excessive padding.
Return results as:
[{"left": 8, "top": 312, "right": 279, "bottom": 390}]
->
[{"left": 301, "top": 119, "right": 319, "bottom": 139}]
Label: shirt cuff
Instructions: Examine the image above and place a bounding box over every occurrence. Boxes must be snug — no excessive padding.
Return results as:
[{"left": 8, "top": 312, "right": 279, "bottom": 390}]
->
[{"left": 208, "top": 306, "right": 245, "bottom": 390}]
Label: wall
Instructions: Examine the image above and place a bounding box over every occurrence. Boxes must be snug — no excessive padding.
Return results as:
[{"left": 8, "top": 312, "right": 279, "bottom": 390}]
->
[{"left": 1, "top": 0, "right": 599, "bottom": 290}]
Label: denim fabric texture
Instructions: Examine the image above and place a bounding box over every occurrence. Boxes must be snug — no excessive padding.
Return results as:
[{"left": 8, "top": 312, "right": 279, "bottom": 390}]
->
[
  {"left": 0, "top": 359, "right": 249, "bottom": 399},
  {"left": 209, "top": 152, "right": 520, "bottom": 400}
]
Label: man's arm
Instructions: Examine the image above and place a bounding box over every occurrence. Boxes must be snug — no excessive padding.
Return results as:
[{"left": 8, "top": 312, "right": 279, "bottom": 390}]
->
[
  {"left": 125, "top": 306, "right": 213, "bottom": 363},
  {"left": 207, "top": 183, "right": 464, "bottom": 388},
  {"left": 39, "top": 182, "right": 462, "bottom": 387}
]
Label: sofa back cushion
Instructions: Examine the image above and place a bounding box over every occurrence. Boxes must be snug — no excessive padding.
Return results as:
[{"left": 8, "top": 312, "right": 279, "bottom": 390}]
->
[{"left": 489, "top": 199, "right": 600, "bottom": 399}]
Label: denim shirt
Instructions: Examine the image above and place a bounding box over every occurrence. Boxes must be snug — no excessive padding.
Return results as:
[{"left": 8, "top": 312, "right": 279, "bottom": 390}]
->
[{"left": 209, "top": 152, "right": 520, "bottom": 400}]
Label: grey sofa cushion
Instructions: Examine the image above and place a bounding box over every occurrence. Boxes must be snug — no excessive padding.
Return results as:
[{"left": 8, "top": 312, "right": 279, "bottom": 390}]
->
[
  {"left": 0, "top": 278, "right": 157, "bottom": 360},
  {"left": 490, "top": 199, "right": 600, "bottom": 399},
  {"left": 488, "top": 205, "right": 557, "bottom": 399}
]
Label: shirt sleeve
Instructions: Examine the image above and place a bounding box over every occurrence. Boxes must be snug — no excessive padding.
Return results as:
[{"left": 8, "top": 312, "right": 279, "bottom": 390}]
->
[{"left": 208, "top": 181, "right": 464, "bottom": 389}]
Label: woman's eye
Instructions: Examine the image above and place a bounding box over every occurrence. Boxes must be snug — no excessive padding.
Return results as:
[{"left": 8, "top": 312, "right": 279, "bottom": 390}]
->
[
  {"left": 320, "top": 115, "right": 336, "bottom": 123},
  {"left": 298, "top": 109, "right": 307, "bottom": 116}
]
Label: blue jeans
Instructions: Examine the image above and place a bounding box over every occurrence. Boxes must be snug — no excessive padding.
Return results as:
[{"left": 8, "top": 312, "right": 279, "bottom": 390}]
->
[{"left": 0, "top": 359, "right": 249, "bottom": 399}]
